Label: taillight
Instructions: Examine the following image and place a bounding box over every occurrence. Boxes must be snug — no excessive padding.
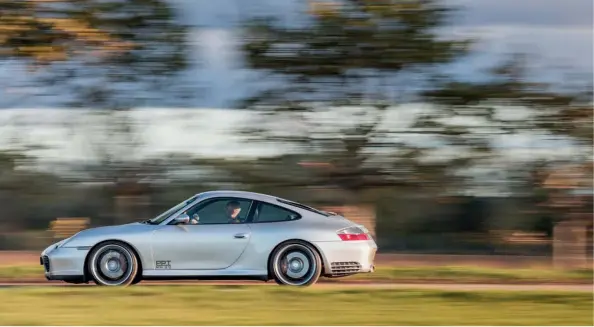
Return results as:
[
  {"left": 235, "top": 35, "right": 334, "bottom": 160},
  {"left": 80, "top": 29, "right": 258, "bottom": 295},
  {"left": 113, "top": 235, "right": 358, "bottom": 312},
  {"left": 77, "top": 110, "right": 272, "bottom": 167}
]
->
[
  {"left": 338, "top": 233, "right": 368, "bottom": 241},
  {"left": 337, "top": 226, "right": 369, "bottom": 241}
]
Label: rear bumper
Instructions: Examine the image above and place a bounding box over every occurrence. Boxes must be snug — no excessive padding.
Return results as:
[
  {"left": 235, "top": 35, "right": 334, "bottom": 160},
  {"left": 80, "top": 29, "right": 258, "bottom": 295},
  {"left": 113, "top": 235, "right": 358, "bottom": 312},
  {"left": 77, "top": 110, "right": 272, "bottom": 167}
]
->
[{"left": 312, "top": 240, "right": 377, "bottom": 276}]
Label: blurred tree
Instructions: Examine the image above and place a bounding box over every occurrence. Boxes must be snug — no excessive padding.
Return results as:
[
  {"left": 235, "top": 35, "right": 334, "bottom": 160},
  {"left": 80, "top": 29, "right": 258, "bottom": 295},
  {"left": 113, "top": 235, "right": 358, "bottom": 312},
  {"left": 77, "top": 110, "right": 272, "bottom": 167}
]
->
[
  {"left": 0, "top": 0, "right": 129, "bottom": 64},
  {"left": 236, "top": 0, "right": 589, "bottom": 203},
  {"left": 28, "top": 0, "right": 191, "bottom": 108},
  {"left": 1, "top": 0, "right": 131, "bottom": 106},
  {"left": 1, "top": 0, "right": 195, "bottom": 223},
  {"left": 422, "top": 53, "right": 591, "bottom": 151},
  {"left": 0, "top": 151, "right": 62, "bottom": 231},
  {"left": 236, "top": 0, "right": 472, "bottom": 201},
  {"left": 424, "top": 53, "right": 592, "bottom": 224}
]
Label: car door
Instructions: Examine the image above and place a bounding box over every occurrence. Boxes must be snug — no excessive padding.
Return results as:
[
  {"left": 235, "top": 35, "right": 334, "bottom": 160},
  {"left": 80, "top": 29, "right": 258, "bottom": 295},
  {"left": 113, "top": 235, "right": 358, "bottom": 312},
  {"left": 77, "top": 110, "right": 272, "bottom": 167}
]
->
[{"left": 151, "top": 197, "right": 253, "bottom": 270}]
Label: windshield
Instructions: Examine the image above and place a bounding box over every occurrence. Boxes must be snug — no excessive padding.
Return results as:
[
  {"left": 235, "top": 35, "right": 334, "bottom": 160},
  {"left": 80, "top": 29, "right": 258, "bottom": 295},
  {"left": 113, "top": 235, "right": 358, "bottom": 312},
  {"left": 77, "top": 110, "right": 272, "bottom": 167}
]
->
[{"left": 148, "top": 195, "right": 199, "bottom": 224}]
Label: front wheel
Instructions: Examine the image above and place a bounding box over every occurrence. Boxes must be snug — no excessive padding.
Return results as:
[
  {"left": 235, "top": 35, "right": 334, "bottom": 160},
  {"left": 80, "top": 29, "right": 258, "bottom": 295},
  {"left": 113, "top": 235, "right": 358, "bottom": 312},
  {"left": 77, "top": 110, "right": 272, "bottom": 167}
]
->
[
  {"left": 87, "top": 241, "right": 139, "bottom": 286},
  {"left": 269, "top": 241, "right": 322, "bottom": 287}
]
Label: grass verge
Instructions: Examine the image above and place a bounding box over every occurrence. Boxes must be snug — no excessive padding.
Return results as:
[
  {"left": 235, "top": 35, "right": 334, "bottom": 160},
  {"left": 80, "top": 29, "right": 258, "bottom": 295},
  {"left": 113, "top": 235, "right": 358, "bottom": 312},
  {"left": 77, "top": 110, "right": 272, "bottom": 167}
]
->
[
  {"left": 0, "top": 265, "right": 41, "bottom": 280},
  {"left": 345, "top": 265, "right": 594, "bottom": 284},
  {"left": 0, "top": 286, "right": 591, "bottom": 325},
  {"left": 1, "top": 264, "right": 592, "bottom": 284}
]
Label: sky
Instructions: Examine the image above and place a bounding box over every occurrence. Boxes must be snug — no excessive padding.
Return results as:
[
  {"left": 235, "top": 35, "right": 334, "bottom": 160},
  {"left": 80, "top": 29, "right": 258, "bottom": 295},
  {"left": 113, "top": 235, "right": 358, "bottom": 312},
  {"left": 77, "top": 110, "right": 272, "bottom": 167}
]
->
[{"left": 0, "top": 0, "right": 592, "bottom": 108}]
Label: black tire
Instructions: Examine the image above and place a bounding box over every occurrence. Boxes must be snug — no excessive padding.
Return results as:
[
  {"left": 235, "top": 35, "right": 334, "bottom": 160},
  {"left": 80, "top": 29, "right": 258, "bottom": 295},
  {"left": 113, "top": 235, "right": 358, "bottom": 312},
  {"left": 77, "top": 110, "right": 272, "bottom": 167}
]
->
[
  {"left": 87, "top": 241, "right": 139, "bottom": 287},
  {"left": 269, "top": 240, "right": 322, "bottom": 287},
  {"left": 131, "top": 274, "right": 142, "bottom": 285}
]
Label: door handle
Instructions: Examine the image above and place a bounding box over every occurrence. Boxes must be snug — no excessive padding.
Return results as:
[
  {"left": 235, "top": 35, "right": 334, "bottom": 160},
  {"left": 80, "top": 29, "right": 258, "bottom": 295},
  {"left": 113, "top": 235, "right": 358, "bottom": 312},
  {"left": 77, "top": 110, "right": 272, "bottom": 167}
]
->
[{"left": 234, "top": 233, "right": 248, "bottom": 239}]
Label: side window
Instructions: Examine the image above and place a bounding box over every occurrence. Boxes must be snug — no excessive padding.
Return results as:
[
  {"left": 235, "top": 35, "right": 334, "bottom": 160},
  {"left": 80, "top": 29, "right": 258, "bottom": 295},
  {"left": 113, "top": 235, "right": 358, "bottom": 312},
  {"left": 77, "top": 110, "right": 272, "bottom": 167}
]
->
[
  {"left": 187, "top": 198, "right": 252, "bottom": 225},
  {"left": 253, "top": 203, "right": 300, "bottom": 223}
]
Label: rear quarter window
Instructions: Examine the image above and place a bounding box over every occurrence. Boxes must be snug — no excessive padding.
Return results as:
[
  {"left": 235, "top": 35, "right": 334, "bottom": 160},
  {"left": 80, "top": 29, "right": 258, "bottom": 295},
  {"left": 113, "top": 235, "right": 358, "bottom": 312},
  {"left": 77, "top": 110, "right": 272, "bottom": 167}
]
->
[
  {"left": 276, "top": 198, "right": 330, "bottom": 217},
  {"left": 254, "top": 202, "right": 301, "bottom": 223}
]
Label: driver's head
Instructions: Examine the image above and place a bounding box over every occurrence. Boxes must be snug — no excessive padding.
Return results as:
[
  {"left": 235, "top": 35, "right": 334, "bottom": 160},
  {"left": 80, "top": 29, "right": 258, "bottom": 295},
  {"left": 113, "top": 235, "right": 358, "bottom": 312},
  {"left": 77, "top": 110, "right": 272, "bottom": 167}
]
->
[{"left": 226, "top": 201, "right": 241, "bottom": 218}]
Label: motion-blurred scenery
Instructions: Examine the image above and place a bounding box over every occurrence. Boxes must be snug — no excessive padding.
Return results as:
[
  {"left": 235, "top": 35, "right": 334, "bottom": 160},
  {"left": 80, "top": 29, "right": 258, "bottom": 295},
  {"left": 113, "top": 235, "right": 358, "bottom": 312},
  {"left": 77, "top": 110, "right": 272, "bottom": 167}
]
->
[{"left": 0, "top": 0, "right": 592, "bottom": 325}]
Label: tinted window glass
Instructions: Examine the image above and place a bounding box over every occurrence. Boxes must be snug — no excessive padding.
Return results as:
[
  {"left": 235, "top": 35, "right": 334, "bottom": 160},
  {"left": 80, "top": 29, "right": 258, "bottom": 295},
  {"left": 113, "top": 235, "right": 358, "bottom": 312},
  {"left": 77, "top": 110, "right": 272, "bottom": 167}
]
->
[
  {"left": 276, "top": 198, "right": 330, "bottom": 216},
  {"left": 186, "top": 198, "right": 252, "bottom": 224},
  {"left": 254, "top": 203, "right": 300, "bottom": 223},
  {"left": 150, "top": 195, "right": 199, "bottom": 224}
]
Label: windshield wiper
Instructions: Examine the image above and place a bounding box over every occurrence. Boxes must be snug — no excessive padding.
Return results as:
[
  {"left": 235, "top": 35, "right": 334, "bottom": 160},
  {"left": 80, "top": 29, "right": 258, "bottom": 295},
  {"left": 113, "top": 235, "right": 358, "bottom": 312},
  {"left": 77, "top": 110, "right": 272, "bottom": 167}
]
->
[{"left": 141, "top": 219, "right": 156, "bottom": 225}]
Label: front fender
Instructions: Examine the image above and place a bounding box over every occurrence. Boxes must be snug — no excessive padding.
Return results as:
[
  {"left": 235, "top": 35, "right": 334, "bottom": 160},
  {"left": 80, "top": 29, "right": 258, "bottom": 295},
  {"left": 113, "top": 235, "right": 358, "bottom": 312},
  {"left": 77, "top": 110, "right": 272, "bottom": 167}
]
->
[
  {"left": 60, "top": 223, "right": 144, "bottom": 247},
  {"left": 41, "top": 237, "right": 72, "bottom": 256},
  {"left": 59, "top": 222, "right": 160, "bottom": 270}
]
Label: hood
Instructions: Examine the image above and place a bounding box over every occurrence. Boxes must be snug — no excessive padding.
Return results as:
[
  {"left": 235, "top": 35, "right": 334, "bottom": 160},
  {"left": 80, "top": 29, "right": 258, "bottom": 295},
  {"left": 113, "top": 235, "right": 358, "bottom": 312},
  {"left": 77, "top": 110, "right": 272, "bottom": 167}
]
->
[
  {"left": 41, "top": 221, "right": 151, "bottom": 251},
  {"left": 75, "top": 222, "right": 142, "bottom": 237},
  {"left": 57, "top": 222, "right": 146, "bottom": 248}
]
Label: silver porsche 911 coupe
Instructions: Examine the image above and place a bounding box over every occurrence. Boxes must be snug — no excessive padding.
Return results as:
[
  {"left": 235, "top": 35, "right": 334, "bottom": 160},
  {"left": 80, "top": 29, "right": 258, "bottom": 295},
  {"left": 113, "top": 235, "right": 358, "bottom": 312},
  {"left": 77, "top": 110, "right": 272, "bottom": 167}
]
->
[{"left": 40, "top": 190, "right": 377, "bottom": 286}]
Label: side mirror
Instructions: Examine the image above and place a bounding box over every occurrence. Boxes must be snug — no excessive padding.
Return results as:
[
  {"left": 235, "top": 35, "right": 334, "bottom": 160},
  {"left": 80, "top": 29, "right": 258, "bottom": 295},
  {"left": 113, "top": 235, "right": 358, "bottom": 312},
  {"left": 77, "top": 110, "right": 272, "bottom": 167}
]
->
[{"left": 173, "top": 213, "right": 190, "bottom": 225}]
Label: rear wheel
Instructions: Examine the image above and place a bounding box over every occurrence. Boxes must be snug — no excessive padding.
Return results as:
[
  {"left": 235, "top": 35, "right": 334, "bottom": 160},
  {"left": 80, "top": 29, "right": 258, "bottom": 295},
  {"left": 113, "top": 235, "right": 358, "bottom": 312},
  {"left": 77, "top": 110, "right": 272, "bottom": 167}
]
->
[
  {"left": 87, "top": 241, "right": 139, "bottom": 286},
  {"left": 269, "top": 241, "right": 322, "bottom": 287}
]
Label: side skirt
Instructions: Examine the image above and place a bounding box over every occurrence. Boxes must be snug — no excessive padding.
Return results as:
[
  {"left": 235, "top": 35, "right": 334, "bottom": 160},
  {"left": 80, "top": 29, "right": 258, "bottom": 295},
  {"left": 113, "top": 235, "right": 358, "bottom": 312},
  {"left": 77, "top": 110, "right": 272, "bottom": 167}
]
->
[
  {"left": 142, "top": 269, "right": 269, "bottom": 282},
  {"left": 142, "top": 275, "right": 269, "bottom": 282}
]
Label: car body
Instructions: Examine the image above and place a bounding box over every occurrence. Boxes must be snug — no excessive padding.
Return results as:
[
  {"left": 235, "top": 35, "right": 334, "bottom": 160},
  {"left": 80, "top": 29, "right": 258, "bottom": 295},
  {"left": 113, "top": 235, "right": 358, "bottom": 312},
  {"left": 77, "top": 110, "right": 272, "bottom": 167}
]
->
[{"left": 41, "top": 190, "right": 377, "bottom": 286}]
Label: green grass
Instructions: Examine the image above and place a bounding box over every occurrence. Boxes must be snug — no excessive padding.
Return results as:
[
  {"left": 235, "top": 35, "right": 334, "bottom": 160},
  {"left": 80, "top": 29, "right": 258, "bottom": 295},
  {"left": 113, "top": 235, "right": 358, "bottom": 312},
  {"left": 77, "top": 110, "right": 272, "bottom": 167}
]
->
[
  {"left": 0, "top": 265, "right": 41, "bottom": 280},
  {"left": 3, "top": 264, "right": 592, "bottom": 284},
  {"left": 0, "top": 286, "right": 591, "bottom": 325},
  {"left": 347, "top": 265, "right": 594, "bottom": 283}
]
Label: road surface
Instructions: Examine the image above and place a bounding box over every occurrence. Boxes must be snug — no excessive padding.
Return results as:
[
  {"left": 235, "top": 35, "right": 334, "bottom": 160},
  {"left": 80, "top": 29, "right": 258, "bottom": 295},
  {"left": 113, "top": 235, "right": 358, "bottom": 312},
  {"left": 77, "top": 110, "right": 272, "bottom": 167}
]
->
[{"left": 0, "top": 281, "right": 591, "bottom": 292}]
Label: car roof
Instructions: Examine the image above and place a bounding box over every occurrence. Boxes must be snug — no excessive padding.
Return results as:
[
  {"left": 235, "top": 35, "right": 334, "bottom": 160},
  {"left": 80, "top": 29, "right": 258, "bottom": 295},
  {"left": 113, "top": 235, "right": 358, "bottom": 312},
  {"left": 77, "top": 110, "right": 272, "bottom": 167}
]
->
[{"left": 195, "top": 190, "right": 279, "bottom": 202}]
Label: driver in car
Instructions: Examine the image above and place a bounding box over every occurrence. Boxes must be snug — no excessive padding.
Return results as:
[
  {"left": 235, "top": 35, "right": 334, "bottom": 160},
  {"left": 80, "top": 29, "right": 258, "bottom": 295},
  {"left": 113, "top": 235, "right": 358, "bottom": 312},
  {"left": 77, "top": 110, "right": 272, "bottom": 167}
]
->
[
  {"left": 225, "top": 200, "right": 242, "bottom": 223},
  {"left": 187, "top": 200, "right": 242, "bottom": 224},
  {"left": 189, "top": 212, "right": 199, "bottom": 224}
]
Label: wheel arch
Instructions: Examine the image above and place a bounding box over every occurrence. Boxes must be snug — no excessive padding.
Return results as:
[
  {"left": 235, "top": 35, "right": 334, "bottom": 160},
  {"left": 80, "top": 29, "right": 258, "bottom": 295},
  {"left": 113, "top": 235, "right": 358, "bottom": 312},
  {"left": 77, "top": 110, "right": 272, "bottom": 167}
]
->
[
  {"left": 83, "top": 239, "right": 144, "bottom": 282},
  {"left": 266, "top": 238, "right": 329, "bottom": 279}
]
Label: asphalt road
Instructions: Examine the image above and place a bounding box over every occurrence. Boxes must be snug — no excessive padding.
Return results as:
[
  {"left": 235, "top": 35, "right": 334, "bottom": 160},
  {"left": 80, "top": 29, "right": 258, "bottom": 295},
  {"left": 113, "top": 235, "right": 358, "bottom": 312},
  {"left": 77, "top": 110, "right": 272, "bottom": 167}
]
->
[{"left": 0, "top": 281, "right": 591, "bottom": 292}]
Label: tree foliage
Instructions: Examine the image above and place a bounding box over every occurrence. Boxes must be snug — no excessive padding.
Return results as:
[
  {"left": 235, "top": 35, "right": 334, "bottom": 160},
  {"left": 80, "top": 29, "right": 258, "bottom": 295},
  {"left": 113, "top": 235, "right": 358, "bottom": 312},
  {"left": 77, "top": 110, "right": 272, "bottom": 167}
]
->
[
  {"left": 241, "top": 0, "right": 469, "bottom": 107},
  {"left": 1, "top": 0, "right": 195, "bottom": 222},
  {"left": 1, "top": 0, "right": 192, "bottom": 108},
  {"left": 0, "top": 0, "right": 128, "bottom": 63},
  {"left": 423, "top": 53, "right": 592, "bottom": 148},
  {"left": 236, "top": 0, "right": 589, "bottom": 201},
  {"left": 237, "top": 0, "right": 474, "bottom": 197}
]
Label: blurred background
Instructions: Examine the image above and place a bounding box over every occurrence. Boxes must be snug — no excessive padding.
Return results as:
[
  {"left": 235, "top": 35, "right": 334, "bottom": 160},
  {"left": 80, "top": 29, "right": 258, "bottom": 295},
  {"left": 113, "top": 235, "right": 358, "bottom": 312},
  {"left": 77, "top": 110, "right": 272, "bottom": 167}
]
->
[{"left": 0, "top": 0, "right": 592, "bottom": 268}]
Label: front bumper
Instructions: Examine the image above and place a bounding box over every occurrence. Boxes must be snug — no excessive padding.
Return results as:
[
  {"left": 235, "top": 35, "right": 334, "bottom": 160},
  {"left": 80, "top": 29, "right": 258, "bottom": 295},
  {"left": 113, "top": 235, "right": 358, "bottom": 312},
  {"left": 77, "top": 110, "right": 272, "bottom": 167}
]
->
[
  {"left": 313, "top": 239, "right": 377, "bottom": 276},
  {"left": 41, "top": 246, "right": 89, "bottom": 282}
]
